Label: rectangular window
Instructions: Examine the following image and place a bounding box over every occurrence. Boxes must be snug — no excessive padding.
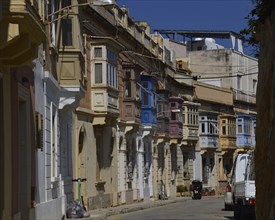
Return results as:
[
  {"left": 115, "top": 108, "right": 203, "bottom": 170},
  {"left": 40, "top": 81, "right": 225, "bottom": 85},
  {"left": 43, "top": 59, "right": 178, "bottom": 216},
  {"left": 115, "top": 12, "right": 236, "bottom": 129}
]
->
[
  {"left": 115, "top": 67, "right": 118, "bottom": 88},
  {"left": 110, "top": 65, "right": 114, "bottom": 86},
  {"left": 94, "top": 47, "right": 102, "bottom": 58},
  {"left": 237, "top": 75, "right": 241, "bottom": 90},
  {"left": 157, "top": 104, "right": 162, "bottom": 113},
  {"left": 125, "top": 71, "right": 131, "bottom": 97},
  {"left": 201, "top": 123, "right": 205, "bottom": 133},
  {"left": 61, "top": 18, "right": 72, "bottom": 46},
  {"left": 222, "top": 126, "right": 226, "bottom": 135},
  {"left": 244, "top": 124, "right": 250, "bottom": 134},
  {"left": 228, "top": 126, "right": 232, "bottom": 135},
  {"left": 95, "top": 63, "right": 102, "bottom": 84},
  {"left": 238, "top": 124, "right": 243, "bottom": 133},
  {"left": 107, "top": 64, "right": 110, "bottom": 85},
  {"left": 143, "top": 82, "right": 148, "bottom": 106},
  {"left": 144, "top": 92, "right": 148, "bottom": 106},
  {"left": 208, "top": 123, "right": 213, "bottom": 134},
  {"left": 171, "top": 112, "right": 176, "bottom": 121}
]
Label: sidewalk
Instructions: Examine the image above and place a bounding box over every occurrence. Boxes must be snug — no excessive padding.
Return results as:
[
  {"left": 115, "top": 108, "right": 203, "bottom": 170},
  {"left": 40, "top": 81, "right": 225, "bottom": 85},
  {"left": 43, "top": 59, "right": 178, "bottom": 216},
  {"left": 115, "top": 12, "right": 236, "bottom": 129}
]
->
[{"left": 83, "top": 197, "right": 191, "bottom": 220}]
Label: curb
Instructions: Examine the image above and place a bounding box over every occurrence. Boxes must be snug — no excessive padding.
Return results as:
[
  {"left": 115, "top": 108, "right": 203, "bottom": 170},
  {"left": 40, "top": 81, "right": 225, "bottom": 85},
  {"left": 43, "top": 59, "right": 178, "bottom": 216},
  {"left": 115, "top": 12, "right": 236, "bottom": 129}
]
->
[{"left": 85, "top": 198, "right": 187, "bottom": 220}]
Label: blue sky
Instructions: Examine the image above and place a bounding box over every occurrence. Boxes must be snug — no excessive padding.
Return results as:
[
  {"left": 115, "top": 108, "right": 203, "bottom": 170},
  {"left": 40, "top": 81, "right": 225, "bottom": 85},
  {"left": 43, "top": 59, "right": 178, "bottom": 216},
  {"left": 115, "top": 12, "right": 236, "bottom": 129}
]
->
[{"left": 116, "top": 0, "right": 255, "bottom": 55}]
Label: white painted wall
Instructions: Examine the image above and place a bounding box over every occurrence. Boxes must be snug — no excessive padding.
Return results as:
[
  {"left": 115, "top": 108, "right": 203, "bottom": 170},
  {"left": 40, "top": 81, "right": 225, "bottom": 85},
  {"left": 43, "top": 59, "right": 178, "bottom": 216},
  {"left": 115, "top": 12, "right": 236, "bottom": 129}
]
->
[
  {"left": 34, "top": 60, "right": 65, "bottom": 219},
  {"left": 136, "top": 134, "right": 144, "bottom": 200},
  {"left": 193, "top": 151, "right": 202, "bottom": 181},
  {"left": 231, "top": 51, "right": 258, "bottom": 95}
]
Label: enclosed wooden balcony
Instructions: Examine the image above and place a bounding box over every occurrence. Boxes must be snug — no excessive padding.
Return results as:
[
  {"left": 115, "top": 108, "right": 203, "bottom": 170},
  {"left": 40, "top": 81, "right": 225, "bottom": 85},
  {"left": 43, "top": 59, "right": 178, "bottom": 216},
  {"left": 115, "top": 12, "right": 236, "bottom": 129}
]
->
[
  {"left": 122, "top": 64, "right": 142, "bottom": 127},
  {"left": 169, "top": 96, "right": 183, "bottom": 139},
  {"left": 236, "top": 114, "right": 253, "bottom": 147},
  {"left": 0, "top": 0, "right": 45, "bottom": 65},
  {"left": 141, "top": 75, "right": 157, "bottom": 127},
  {"left": 218, "top": 114, "right": 236, "bottom": 151},
  {"left": 156, "top": 89, "right": 170, "bottom": 137},
  {"left": 90, "top": 38, "right": 123, "bottom": 124},
  {"left": 182, "top": 101, "right": 200, "bottom": 144},
  {"left": 199, "top": 112, "right": 219, "bottom": 149}
]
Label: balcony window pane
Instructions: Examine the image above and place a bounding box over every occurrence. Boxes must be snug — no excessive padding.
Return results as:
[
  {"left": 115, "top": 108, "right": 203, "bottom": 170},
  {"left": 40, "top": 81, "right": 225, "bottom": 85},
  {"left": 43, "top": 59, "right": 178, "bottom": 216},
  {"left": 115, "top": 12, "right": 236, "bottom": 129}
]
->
[
  {"left": 237, "top": 75, "right": 241, "bottom": 90},
  {"left": 201, "top": 123, "right": 205, "bottom": 133},
  {"left": 114, "top": 67, "right": 118, "bottom": 88},
  {"left": 222, "top": 126, "right": 226, "bottom": 135},
  {"left": 157, "top": 104, "right": 162, "bottom": 112},
  {"left": 143, "top": 91, "right": 148, "bottom": 106},
  {"left": 107, "top": 64, "right": 110, "bottom": 85},
  {"left": 238, "top": 124, "right": 242, "bottom": 133},
  {"left": 61, "top": 18, "right": 72, "bottom": 46},
  {"left": 143, "top": 82, "right": 148, "bottom": 106},
  {"left": 111, "top": 66, "right": 115, "bottom": 87},
  {"left": 95, "top": 47, "right": 102, "bottom": 58},
  {"left": 171, "top": 112, "right": 176, "bottom": 120},
  {"left": 125, "top": 71, "right": 131, "bottom": 97},
  {"left": 95, "top": 63, "right": 102, "bottom": 83},
  {"left": 126, "top": 82, "right": 131, "bottom": 97}
]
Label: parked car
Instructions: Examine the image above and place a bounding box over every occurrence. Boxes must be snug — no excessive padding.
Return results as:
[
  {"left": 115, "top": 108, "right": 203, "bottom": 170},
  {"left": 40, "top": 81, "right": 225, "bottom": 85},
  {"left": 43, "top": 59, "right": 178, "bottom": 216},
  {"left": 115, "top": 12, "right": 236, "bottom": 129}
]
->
[{"left": 224, "top": 180, "right": 233, "bottom": 210}]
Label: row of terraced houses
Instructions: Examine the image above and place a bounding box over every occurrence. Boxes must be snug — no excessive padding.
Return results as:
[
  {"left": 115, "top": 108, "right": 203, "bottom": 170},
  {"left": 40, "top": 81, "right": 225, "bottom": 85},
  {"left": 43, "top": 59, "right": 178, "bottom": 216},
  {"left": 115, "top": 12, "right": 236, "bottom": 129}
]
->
[{"left": 0, "top": 0, "right": 258, "bottom": 219}]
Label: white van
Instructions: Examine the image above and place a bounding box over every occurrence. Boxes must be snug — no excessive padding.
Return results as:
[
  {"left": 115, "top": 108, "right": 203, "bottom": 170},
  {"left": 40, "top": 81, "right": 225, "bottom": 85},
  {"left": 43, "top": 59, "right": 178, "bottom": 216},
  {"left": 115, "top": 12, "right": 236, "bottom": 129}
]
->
[
  {"left": 232, "top": 152, "right": 256, "bottom": 219},
  {"left": 231, "top": 153, "right": 250, "bottom": 184},
  {"left": 224, "top": 153, "right": 250, "bottom": 211}
]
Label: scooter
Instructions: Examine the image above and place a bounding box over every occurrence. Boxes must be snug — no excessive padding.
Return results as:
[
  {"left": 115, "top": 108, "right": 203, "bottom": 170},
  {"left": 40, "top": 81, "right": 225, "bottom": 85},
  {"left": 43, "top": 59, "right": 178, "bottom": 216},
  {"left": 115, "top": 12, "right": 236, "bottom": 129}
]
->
[{"left": 66, "top": 178, "right": 90, "bottom": 218}]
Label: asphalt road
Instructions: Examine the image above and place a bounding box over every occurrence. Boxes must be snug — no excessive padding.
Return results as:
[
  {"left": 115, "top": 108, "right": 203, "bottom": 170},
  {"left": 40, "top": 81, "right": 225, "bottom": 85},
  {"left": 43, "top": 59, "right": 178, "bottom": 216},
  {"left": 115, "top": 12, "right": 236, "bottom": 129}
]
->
[{"left": 107, "top": 197, "right": 234, "bottom": 220}]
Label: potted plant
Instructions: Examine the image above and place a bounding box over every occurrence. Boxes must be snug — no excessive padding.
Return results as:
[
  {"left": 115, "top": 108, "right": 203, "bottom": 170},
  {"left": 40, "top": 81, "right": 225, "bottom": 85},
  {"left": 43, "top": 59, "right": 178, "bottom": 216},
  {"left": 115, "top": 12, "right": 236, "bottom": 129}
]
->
[
  {"left": 210, "top": 189, "right": 216, "bottom": 196},
  {"left": 202, "top": 188, "right": 209, "bottom": 196},
  {"left": 176, "top": 185, "right": 186, "bottom": 197}
]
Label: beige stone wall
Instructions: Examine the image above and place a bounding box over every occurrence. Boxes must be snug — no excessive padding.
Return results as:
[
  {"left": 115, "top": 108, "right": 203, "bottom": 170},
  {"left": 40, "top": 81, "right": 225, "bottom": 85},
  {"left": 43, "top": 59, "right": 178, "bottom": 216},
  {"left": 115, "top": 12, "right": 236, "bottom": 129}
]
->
[{"left": 255, "top": 10, "right": 275, "bottom": 220}]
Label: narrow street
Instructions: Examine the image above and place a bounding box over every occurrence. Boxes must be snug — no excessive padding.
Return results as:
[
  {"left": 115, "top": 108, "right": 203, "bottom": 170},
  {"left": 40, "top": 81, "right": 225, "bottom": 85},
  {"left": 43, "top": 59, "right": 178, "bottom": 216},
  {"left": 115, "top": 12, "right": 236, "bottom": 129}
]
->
[{"left": 107, "top": 197, "right": 234, "bottom": 220}]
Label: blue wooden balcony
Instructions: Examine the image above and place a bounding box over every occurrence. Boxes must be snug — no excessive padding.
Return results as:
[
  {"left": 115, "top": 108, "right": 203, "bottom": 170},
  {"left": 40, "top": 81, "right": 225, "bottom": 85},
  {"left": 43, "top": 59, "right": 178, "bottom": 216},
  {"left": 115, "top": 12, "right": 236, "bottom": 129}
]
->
[
  {"left": 236, "top": 114, "right": 252, "bottom": 147},
  {"left": 141, "top": 75, "right": 157, "bottom": 127}
]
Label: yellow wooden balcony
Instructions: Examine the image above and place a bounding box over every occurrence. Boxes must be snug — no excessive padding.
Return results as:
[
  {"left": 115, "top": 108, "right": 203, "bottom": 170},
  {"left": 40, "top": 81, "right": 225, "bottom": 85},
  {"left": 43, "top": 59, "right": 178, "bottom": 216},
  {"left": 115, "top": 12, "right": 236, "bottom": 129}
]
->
[{"left": 0, "top": 0, "right": 45, "bottom": 65}]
